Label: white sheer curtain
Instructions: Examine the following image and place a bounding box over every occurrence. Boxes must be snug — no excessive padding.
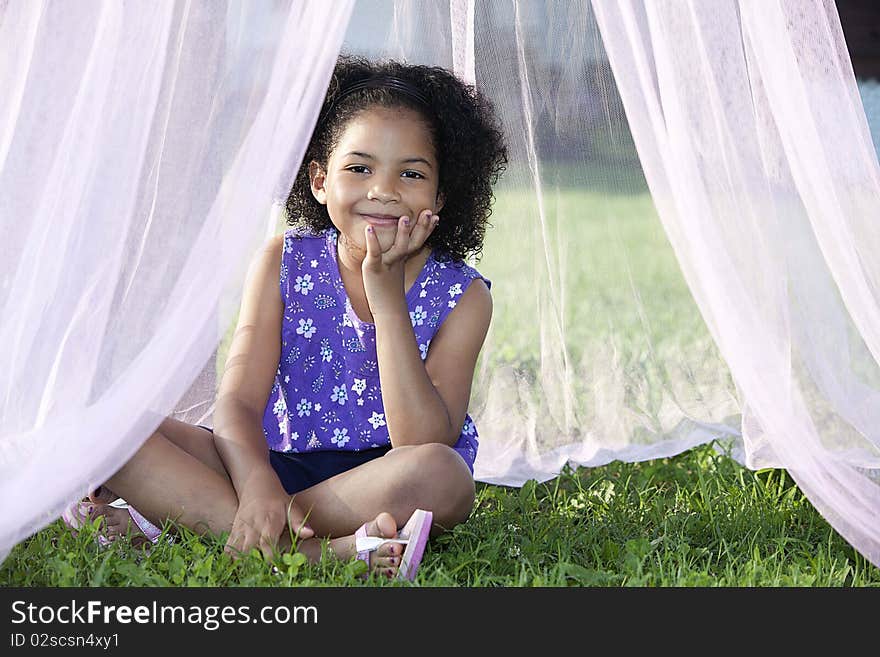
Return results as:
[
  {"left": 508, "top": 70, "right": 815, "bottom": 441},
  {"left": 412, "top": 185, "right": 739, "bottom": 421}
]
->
[
  {"left": 342, "top": 0, "right": 880, "bottom": 567},
  {"left": 0, "top": 0, "right": 354, "bottom": 562},
  {"left": 592, "top": 0, "right": 880, "bottom": 567},
  {"left": 2, "top": 0, "right": 879, "bottom": 569}
]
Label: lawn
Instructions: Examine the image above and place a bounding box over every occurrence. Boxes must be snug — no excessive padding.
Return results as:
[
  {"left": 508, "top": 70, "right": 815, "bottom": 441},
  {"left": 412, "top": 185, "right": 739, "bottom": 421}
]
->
[
  {"left": 3, "top": 176, "right": 877, "bottom": 586},
  {"left": 3, "top": 442, "right": 877, "bottom": 586}
]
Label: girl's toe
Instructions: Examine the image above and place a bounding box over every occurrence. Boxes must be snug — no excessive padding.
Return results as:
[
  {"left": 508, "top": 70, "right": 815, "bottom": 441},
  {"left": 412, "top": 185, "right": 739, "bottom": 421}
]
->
[
  {"left": 375, "top": 512, "right": 398, "bottom": 539},
  {"left": 374, "top": 554, "right": 399, "bottom": 569}
]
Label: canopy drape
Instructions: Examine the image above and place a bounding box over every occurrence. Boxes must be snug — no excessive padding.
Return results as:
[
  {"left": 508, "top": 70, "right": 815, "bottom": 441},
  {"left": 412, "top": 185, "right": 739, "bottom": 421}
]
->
[
  {"left": 1, "top": 0, "right": 878, "bottom": 568},
  {"left": 0, "top": 0, "right": 355, "bottom": 561}
]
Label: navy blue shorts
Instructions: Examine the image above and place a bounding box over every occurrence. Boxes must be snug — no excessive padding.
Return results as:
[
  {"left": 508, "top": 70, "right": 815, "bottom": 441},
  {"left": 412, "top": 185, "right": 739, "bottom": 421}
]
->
[{"left": 197, "top": 426, "right": 391, "bottom": 494}]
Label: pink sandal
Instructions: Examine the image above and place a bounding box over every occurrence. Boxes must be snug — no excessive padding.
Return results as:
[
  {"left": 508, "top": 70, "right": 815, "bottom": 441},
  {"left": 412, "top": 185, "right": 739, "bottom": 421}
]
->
[
  {"left": 355, "top": 509, "right": 433, "bottom": 581},
  {"left": 61, "top": 499, "right": 165, "bottom": 546}
]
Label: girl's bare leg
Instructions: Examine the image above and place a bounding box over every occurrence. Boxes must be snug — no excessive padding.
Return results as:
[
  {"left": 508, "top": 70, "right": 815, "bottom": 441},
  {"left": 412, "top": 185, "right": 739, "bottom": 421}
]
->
[
  {"left": 291, "top": 442, "right": 477, "bottom": 539},
  {"left": 94, "top": 418, "right": 474, "bottom": 574}
]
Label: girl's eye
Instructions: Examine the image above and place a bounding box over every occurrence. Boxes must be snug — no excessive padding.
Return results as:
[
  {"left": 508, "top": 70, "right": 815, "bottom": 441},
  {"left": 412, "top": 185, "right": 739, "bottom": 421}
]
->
[
  {"left": 346, "top": 165, "right": 370, "bottom": 174},
  {"left": 402, "top": 170, "right": 425, "bottom": 180}
]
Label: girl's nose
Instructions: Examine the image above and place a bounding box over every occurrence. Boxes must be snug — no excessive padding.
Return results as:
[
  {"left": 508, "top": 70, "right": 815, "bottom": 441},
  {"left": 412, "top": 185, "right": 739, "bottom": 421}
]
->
[{"left": 366, "top": 178, "right": 399, "bottom": 203}]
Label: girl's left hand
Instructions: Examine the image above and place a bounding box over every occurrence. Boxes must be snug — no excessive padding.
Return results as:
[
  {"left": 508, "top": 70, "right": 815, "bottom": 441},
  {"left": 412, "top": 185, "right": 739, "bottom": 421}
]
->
[{"left": 362, "top": 209, "right": 439, "bottom": 315}]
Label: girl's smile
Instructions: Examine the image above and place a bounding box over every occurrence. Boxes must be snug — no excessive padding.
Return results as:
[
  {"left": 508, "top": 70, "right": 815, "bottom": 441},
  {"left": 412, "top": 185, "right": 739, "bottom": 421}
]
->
[
  {"left": 309, "top": 106, "right": 444, "bottom": 259},
  {"left": 359, "top": 212, "right": 404, "bottom": 227}
]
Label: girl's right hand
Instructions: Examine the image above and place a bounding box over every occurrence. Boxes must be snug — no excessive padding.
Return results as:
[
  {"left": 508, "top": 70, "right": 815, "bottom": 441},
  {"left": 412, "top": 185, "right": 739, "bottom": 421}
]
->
[{"left": 224, "top": 472, "right": 314, "bottom": 560}]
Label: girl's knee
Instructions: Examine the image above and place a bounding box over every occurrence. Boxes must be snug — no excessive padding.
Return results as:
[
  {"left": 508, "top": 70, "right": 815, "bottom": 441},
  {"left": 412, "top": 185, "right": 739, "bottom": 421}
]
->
[{"left": 408, "top": 443, "right": 475, "bottom": 524}]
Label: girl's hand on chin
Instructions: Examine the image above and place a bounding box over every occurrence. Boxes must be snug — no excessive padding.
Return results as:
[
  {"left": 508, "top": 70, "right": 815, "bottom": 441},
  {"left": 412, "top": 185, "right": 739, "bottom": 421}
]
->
[{"left": 362, "top": 209, "right": 439, "bottom": 314}]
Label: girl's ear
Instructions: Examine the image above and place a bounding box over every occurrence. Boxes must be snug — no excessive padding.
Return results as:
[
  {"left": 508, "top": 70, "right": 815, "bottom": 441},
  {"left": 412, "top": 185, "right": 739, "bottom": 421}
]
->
[
  {"left": 435, "top": 191, "right": 445, "bottom": 213},
  {"left": 309, "top": 161, "right": 328, "bottom": 205}
]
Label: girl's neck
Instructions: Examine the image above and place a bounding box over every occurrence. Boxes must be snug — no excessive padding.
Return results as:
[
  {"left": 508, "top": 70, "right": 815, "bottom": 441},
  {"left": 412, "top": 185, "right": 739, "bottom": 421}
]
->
[{"left": 335, "top": 231, "right": 369, "bottom": 275}]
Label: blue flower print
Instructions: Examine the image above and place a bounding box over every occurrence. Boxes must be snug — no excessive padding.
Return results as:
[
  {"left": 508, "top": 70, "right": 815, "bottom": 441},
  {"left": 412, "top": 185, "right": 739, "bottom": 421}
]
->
[
  {"left": 368, "top": 412, "right": 386, "bottom": 429},
  {"left": 448, "top": 283, "right": 463, "bottom": 298},
  {"left": 344, "top": 337, "right": 365, "bottom": 353},
  {"left": 463, "top": 418, "right": 475, "bottom": 435},
  {"left": 419, "top": 339, "right": 431, "bottom": 360},
  {"left": 296, "top": 318, "right": 316, "bottom": 339},
  {"left": 331, "top": 427, "right": 350, "bottom": 447},
  {"left": 296, "top": 398, "right": 312, "bottom": 418},
  {"left": 331, "top": 384, "right": 348, "bottom": 405},
  {"left": 409, "top": 305, "right": 427, "bottom": 326},
  {"left": 320, "top": 338, "right": 333, "bottom": 362},
  {"left": 294, "top": 274, "right": 314, "bottom": 296},
  {"left": 352, "top": 378, "right": 366, "bottom": 396},
  {"left": 273, "top": 398, "right": 286, "bottom": 416},
  {"left": 307, "top": 431, "right": 321, "bottom": 449},
  {"left": 314, "top": 294, "right": 336, "bottom": 310}
]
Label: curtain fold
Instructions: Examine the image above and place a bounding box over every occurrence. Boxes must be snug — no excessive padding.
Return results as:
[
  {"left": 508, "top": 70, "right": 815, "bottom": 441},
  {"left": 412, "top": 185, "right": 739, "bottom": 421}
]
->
[
  {"left": 0, "top": 0, "right": 354, "bottom": 562},
  {"left": 592, "top": 0, "right": 880, "bottom": 566}
]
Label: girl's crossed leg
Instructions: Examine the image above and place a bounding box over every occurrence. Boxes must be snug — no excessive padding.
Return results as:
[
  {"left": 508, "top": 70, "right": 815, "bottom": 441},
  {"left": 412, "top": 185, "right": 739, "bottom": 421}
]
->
[{"left": 95, "top": 417, "right": 475, "bottom": 577}]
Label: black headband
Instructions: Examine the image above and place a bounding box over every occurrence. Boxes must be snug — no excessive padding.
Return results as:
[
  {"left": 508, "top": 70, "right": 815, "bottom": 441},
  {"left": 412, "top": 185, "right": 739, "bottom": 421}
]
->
[{"left": 317, "top": 74, "right": 432, "bottom": 128}]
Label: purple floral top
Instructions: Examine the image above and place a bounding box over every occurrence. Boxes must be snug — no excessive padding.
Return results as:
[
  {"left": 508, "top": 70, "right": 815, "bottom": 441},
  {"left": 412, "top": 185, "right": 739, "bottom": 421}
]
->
[{"left": 260, "top": 228, "right": 490, "bottom": 473}]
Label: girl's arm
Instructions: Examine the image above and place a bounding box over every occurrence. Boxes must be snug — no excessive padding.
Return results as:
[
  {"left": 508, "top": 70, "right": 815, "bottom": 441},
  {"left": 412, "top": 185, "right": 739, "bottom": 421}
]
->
[
  {"left": 212, "top": 234, "right": 313, "bottom": 556},
  {"left": 213, "top": 235, "right": 283, "bottom": 493},
  {"left": 373, "top": 277, "right": 492, "bottom": 447},
  {"left": 364, "top": 213, "right": 492, "bottom": 447}
]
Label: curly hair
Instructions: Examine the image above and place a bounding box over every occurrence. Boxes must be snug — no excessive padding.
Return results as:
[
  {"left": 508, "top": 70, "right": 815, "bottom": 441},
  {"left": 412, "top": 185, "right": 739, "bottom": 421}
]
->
[{"left": 285, "top": 55, "right": 508, "bottom": 262}]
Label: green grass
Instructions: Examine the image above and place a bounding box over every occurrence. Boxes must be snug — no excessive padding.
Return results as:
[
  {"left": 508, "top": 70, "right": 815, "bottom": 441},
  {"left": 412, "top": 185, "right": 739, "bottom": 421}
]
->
[
  {"left": 3, "top": 442, "right": 877, "bottom": 586},
  {"left": 4, "top": 180, "right": 877, "bottom": 585}
]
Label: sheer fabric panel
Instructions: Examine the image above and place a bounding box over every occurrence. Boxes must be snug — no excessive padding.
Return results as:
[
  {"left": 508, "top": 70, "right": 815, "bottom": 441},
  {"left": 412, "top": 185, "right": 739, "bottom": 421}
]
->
[
  {"left": 344, "top": 0, "right": 880, "bottom": 566},
  {"left": 593, "top": 0, "right": 880, "bottom": 566},
  {"left": 0, "top": 0, "right": 353, "bottom": 560},
  {"left": 343, "top": 1, "right": 741, "bottom": 487}
]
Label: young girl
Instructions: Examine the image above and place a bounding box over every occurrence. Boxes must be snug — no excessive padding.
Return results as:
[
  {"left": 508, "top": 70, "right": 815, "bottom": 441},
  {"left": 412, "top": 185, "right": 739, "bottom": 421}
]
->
[{"left": 65, "top": 55, "right": 508, "bottom": 579}]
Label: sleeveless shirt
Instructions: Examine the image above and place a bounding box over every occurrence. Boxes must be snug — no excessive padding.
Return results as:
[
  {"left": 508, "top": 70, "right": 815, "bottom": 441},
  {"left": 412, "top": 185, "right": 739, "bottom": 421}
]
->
[{"left": 260, "top": 228, "right": 490, "bottom": 473}]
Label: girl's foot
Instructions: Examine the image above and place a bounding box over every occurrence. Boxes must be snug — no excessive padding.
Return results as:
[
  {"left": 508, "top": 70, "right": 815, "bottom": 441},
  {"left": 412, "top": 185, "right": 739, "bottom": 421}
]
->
[
  {"left": 326, "top": 512, "right": 404, "bottom": 578},
  {"left": 87, "top": 485, "right": 118, "bottom": 505},
  {"left": 88, "top": 503, "right": 151, "bottom": 547}
]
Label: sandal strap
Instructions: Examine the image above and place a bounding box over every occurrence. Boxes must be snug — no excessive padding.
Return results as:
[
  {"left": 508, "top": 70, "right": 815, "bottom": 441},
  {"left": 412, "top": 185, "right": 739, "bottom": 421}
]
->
[
  {"left": 355, "top": 536, "right": 408, "bottom": 552},
  {"left": 127, "top": 506, "right": 163, "bottom": 543},
  {"left": 355, "top": 523, "right": 371, "bottom": 565}
]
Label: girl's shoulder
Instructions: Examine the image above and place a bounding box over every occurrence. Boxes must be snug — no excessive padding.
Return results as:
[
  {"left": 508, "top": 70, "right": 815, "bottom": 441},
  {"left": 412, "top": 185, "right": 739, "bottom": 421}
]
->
[
  {"left": 430, "top": 251, "right": 492, "bottom": 291},
  {"left": 281, "top": 226, "right": 334, "bottom": 255},
  {"left": 282, "top": 226, "right": 329, "bottom": 241}
]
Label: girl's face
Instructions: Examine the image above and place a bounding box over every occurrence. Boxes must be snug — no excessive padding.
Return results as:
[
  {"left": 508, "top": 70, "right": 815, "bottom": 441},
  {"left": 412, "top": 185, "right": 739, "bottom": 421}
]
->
[{"left": 309, "top": 105, "right": 444, "bottom": 257}]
